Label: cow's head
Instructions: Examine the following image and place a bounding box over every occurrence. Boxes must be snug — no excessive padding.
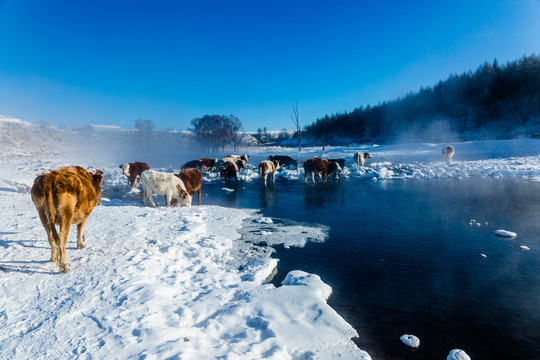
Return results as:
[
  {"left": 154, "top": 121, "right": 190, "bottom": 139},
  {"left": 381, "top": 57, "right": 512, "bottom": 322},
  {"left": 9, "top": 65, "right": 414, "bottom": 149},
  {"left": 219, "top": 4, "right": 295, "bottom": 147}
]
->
[
  {"left": 173, "top": 183, "right": 192, "bottom": 207},
  {"left": 88, "top": 169, "right": 104, "bottom": 205},
  {"left": 120, "top": 163, "right": 130, "bottom": 176},
  {"left": 329, "top": 162, "right": 342, "bottom": 177},
  {"left": 363, "top": 152, "right": 371, "bottom": 159}
]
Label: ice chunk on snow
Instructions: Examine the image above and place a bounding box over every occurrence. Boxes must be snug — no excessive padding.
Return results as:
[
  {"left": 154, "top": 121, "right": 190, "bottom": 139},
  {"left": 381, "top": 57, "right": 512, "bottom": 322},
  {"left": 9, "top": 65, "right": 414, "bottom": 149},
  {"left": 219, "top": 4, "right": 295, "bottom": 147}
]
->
[
  {"left": 282, "top": 270, "right": 332, "bottom": 300},
  {"left": 221, "top": 187, "right": 235, "bottom": 192},
  {"left": 520, "top": 245, "right": 530, "bottom": 250},
  {"left": 494, "top": 229, "right": 517, "bottom": 238},
  {"left": 447, "top": 349, "right": 471, "bottom": 360},
  {"left": 254, "top": 217, "right": 273, "bottom": 224},
  {"left": 400, "top": 334, "right": 420, "bottom": 348},
  {"left": 480, "top": 253, "right": 487, "bottom": 258}
]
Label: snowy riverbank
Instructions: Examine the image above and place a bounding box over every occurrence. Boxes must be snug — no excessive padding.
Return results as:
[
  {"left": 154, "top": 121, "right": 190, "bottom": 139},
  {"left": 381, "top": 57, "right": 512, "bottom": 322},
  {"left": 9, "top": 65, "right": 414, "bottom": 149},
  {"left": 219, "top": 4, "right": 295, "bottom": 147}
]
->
[{"left": 0, "top": 182, "right": 368, "bottom": 359}]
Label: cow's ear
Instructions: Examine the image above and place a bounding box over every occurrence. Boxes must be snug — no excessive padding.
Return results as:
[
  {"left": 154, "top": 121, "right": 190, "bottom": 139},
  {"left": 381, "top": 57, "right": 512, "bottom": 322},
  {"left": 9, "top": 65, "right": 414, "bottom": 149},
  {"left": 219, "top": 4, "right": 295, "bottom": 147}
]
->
[{"left": 93, "top": 173, "right": 104, "bottom": 183}]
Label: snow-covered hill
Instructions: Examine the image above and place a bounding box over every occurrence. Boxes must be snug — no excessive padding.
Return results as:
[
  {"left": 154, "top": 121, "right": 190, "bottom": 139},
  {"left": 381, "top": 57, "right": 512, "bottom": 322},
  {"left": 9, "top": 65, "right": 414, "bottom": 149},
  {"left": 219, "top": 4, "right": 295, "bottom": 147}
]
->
[{"left": 0, "top": 115, "right": 81, "bottom": 161}]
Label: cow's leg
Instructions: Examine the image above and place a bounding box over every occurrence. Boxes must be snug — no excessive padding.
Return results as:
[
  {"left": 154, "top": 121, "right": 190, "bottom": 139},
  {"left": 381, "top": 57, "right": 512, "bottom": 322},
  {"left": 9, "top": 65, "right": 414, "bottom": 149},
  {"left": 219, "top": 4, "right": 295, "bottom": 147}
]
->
[
  {"left": 263, "top": 173, "right": 267, "bottom": 186},
  {"left": 58, "top": 214, "right": 72, "bottom": 273},
  {"left": 77, "top": 221, "right": 86, "bottom": 249},
  {"left": 165, "top": 191, "right": 172, "bottom": 207},
  {"left": 272, "top": 171, "right": 276, "bottom": 184},
  {"left": 311, "top": 172, "right": 316, "bottom": 183},
  {"left": 197, "top": 189, "right": 201, "bottom": 205},
  {"left": 149, "top": 191, "right": 157, "bottom": 207},
  {"left": 135, "top": 175, "right": 141, "bottom": 187},
  {"left": 304, "top": 172, "right": 308, "bottom": 183},
  {"left": 36, "top": 210, "right": 59, "bottom": 262}
]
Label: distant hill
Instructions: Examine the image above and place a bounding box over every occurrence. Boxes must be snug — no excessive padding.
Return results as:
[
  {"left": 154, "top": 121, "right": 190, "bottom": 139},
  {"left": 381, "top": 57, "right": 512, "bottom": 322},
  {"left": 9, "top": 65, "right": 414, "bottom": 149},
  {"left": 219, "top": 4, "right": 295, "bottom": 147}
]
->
[
  {"left": 0, "top": 115, "right": 82, "bottom": 160},
  {"left": 305, "top": 54, "right": 540, "bottom": 144}
]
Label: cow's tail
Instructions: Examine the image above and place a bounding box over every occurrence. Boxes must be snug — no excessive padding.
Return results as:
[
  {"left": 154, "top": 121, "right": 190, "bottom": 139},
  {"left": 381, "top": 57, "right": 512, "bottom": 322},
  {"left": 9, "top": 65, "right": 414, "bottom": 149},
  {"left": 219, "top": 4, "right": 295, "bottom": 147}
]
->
[
  {"left": 46, "top": 177, "right": 58, "bottom": 227},
  {"left": 259, "top": 165, "right": 263, "bottom": 179}
]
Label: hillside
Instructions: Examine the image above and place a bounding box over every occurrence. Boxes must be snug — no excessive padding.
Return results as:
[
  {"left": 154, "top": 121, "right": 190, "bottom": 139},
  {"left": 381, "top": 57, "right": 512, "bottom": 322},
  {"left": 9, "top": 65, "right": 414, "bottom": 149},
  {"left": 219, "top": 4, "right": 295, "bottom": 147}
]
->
[{"left": 0, "top": 115, "right": 82, "bottom": 160}]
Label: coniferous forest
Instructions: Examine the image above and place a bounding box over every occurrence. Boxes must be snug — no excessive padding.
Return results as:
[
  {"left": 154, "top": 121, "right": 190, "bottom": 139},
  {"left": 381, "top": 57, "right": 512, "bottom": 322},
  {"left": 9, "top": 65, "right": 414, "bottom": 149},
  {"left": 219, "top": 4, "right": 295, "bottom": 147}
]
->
[{"left": 305, "top": 54, "right": 540, "bottom": 144}]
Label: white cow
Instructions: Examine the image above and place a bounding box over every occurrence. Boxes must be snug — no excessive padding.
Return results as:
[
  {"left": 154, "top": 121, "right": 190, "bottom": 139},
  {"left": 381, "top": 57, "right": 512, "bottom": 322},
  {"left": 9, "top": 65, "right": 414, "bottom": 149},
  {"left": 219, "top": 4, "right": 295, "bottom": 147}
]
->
[
  {"left": 442, "top": 146, "right": 455, "bottom": 162},
  {"left": 353, "top": 152, "right": 371, "bottom": 166},
  {"left": 141, "top": 170, "right": 192, "bottom": 207}
]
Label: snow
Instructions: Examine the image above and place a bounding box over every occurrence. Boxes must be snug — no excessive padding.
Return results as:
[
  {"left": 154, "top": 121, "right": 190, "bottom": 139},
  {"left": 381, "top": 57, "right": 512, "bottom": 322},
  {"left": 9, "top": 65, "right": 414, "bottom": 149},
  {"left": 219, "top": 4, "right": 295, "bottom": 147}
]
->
[
  {"left": 494, "top": 229, "right": 517, "bottom": 238},
  {"left": 254, "top": 217, "right": 273, "bottom": 224},
  {"left": 400, "top": 334, "right": 420, "bottom": 348},
  {"left": 520, "top": 245, "right": 530, "bottom": 250},
  {"left": 447, "top": 349, "right": 471, "bottom": 360}
]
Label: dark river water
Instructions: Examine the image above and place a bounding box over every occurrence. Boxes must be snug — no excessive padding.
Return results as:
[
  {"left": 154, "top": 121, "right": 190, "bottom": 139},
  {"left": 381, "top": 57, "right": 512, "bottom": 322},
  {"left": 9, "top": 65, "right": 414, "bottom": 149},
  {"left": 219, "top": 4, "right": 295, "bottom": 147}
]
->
[{"left": 200, "top": 176, "right": 540, "bottom": 359}]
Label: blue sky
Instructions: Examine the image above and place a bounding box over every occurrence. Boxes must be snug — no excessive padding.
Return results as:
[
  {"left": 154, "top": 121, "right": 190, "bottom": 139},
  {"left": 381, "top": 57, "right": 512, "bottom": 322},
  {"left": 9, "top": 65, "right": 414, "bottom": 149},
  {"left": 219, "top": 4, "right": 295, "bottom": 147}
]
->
[{"left": 1, "top": 1, "right": 539, "bottom": 131}]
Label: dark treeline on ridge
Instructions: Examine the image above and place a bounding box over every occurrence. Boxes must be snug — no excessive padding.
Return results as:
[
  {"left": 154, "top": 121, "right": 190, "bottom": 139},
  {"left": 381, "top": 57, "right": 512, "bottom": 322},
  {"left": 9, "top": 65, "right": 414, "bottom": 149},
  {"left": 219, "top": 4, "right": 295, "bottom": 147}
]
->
[{"left": 305, "top": 54, "right": 540, "bottom": 144}]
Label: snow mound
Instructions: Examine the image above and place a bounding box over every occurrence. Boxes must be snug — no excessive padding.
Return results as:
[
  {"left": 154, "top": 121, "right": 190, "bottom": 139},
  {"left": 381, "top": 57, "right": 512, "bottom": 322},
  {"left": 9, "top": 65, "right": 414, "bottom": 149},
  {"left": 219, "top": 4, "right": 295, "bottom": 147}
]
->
[
  {"left": 400, "top": 334, "right": 420, "bottom": 348},
  {"left": 447, "top": 349, "right": 471, "bottom": 360},
  {"left": 494, "top": 229, "right": 517, "bottom": 238},
  {"left": 520, "top": 245, "right": 530, "bottom": 250}
]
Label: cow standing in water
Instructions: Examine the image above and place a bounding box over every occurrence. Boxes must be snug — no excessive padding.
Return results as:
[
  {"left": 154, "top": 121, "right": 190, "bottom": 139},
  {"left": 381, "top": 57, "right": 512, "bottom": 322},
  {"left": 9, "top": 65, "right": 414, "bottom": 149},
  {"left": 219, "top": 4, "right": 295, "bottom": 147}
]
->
[
  {"left": 442, "top": 146, "right": 455, "bottom": 162},
  {"left": 301, "top": 158, "right": 342, "bottom": 183},
  {"left": 259, "top": 160, "right": 280, "bottom": 186},
  {"left": 31, "top": 166, "right": 104, "bottom": 273}
]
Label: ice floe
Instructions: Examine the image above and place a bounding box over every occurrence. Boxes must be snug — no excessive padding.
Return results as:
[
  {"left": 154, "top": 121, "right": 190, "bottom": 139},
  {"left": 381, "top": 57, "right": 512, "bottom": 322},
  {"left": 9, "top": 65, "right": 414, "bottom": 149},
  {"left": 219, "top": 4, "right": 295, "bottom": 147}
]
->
[{"left": 400, "top": 334, "right": 420, "bottom": 348}]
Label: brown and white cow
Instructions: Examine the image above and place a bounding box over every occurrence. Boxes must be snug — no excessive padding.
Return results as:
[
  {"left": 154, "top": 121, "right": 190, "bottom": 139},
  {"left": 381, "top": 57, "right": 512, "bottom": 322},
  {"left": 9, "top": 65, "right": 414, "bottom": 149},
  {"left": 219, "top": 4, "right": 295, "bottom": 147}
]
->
[
  {"left": 353, "top": 152, "right": 371, "bottom": 166},
  {"left": 31, "top": 166, "right": 104, "bottom": 273},
  {"left": 259, "top": 160, "right": 280, "bottom": 186},
  {"left": 301, "top": 158, "right": 342, "bottom": 183},
  {"left": 225, "top": 154, "right": 249, "bottom": 162},
  {"left": 141, "top": 170, "right": 192, "bottom": 207},
  {"left": 198, "top": 158, "right": 219, "bottom": 171},
  {"left": 442, "top": 146, "right": 455, "bottom": 162},
  {"left": 220, "top": 161, "right": 238, "bottom": 183},
  {"left": 119, "top": 161, "right": 150, "bottom": 188},
  {"left": 174, "top": 168, "right": 202, "bottom": 205}
]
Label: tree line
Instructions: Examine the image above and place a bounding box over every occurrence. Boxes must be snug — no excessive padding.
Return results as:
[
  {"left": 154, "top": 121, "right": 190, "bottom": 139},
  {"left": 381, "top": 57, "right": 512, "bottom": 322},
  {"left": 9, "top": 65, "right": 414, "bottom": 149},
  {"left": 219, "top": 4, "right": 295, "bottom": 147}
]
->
[{"left": 305, "top": 54, "right": 540, "bottom": 144}]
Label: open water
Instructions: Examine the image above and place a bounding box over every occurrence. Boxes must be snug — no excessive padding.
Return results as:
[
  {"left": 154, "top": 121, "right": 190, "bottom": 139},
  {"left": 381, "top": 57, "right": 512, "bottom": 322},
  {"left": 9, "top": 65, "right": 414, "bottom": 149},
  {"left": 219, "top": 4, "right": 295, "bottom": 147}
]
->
[{"left": 202, "top": 176, "right": 540, "bottom": 359}]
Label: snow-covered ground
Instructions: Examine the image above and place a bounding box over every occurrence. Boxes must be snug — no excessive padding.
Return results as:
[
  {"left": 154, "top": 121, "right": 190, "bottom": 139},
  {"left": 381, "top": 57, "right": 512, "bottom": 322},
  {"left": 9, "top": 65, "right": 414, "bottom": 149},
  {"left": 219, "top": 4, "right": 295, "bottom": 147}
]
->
[
  {"left": 2, "top": 115, "right": 540, "bottom": 359},
  {"left": 0, "top": 116, "right": 370, "bottom": 360}
]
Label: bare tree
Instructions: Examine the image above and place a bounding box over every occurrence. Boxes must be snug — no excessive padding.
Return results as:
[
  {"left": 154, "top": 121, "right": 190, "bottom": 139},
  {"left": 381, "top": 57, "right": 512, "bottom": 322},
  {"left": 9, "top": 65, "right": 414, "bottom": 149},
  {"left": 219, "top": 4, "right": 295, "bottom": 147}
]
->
[
  {"left": 226, "top": 115, "right": 243, "bottom": 152},
  {"left": 135, "top": 118, "right": 156, "bottom": 149},
  {"left": 291, "top": 102, "right": 302, "bottom": 152}
]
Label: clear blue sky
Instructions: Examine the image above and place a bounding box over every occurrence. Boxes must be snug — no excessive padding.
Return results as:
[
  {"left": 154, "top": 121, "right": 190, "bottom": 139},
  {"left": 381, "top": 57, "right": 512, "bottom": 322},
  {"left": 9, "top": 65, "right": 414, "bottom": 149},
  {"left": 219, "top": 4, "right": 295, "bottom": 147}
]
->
[{"left": 1, "top": 0, "right": 539, "bottom": 131}]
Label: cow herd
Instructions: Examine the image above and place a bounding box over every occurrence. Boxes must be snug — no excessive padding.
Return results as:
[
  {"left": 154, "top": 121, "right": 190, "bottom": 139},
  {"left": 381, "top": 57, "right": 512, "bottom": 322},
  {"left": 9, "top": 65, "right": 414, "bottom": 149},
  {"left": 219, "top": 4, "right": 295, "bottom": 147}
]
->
[{"left": 31, "top": 147, "right": 455, "bottom": 272}]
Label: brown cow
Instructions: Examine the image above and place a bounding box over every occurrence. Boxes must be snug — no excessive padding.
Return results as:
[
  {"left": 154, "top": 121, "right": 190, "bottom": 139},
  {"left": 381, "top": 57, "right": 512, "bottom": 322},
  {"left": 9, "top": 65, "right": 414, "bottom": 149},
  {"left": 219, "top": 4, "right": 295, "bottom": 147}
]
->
[
  {"left": 119, "top": 161, "right": 150, "bottom": 188},
  {"left": 174, "top": 168, "right": 202, "bottom": 205},
  {"left": 31, "top": 166, "right": 104, "bottom": 273},
  {"left": 220, "top": 162, "right": 238, "bottom": 183},
  {"left": 181, "top": 158, "right": 218, "bottom": 172},
  {"left": 259, "top": 160, "right": 280, "bottom": 186},
  {"left": 442, "top": 146, "right": 454, "bottom": 162},
  {"left": 301, "top": 157, "right": 342, "bottom": 183}
]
